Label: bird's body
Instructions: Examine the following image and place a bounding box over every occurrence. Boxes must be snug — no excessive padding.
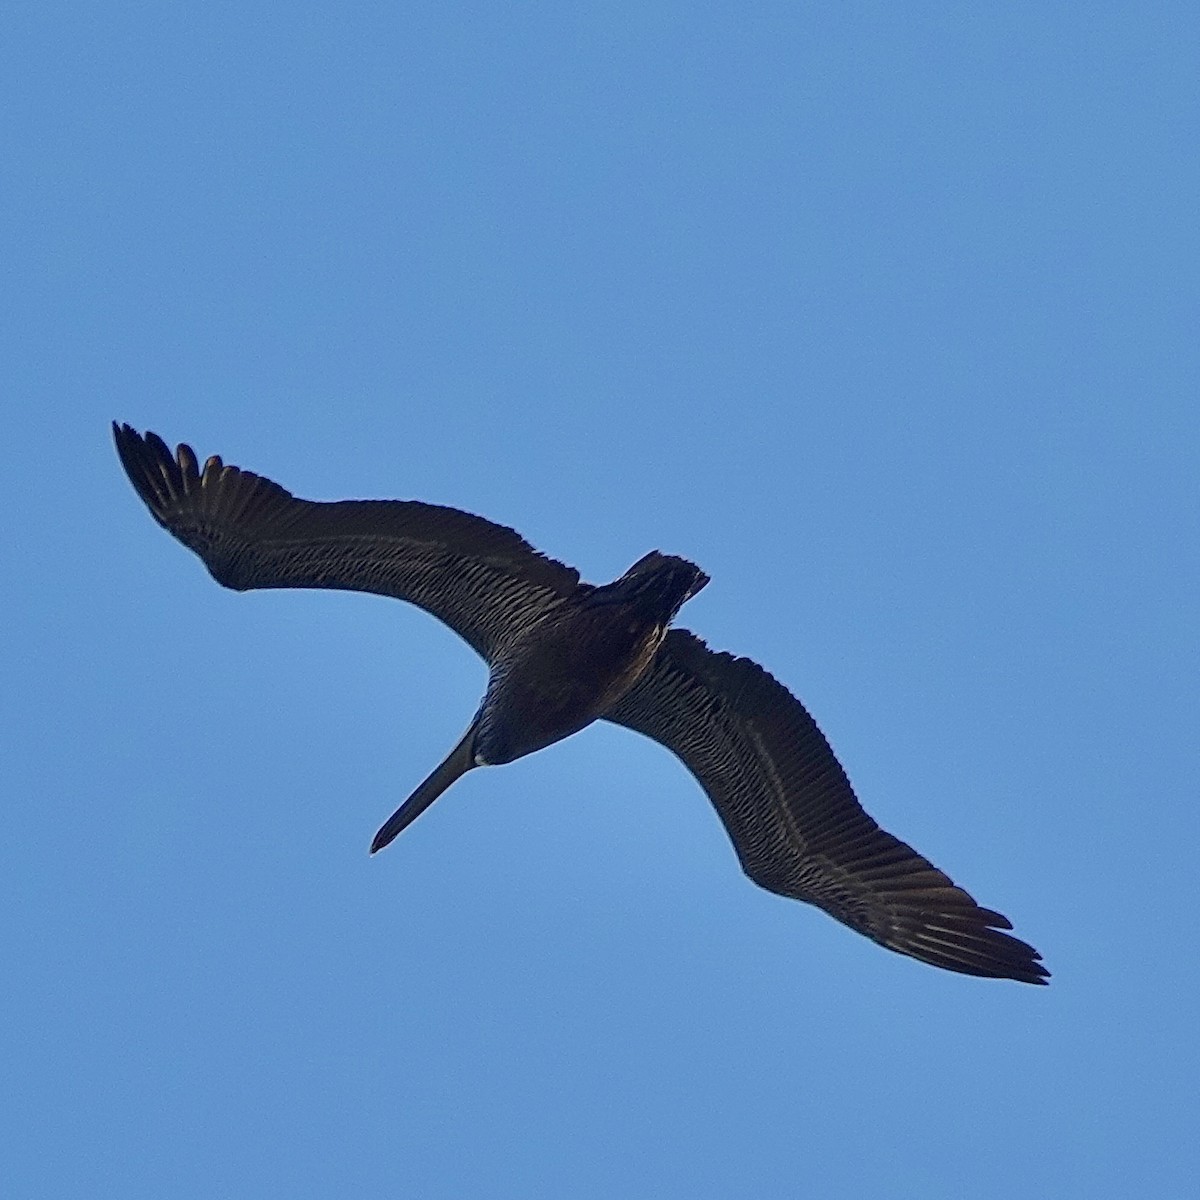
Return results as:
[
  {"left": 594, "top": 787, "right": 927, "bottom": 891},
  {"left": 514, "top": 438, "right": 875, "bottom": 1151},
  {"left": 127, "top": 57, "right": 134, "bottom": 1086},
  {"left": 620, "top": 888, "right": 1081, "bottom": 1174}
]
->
[
  {"left": 476, "top": 554, "right": 705, "bottom": 765},
  {"left": 114, "top": 424, "right": 1048, "bottom": 984}
]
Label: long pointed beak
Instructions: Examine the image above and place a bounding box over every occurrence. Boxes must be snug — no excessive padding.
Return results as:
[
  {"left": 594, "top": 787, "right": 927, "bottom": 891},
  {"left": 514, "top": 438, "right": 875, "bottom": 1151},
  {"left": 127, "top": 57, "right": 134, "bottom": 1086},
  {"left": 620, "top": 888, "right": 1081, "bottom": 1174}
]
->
[{"left": 369, "top": 721, "right": 479, "bottom": 854}]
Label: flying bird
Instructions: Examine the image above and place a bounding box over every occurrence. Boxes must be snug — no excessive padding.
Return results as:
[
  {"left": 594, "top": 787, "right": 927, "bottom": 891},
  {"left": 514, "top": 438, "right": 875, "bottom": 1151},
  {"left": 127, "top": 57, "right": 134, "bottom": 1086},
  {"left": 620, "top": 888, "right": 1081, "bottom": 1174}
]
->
[{"left": 113, "top": 423, "right": 1048, "bottom": 984}]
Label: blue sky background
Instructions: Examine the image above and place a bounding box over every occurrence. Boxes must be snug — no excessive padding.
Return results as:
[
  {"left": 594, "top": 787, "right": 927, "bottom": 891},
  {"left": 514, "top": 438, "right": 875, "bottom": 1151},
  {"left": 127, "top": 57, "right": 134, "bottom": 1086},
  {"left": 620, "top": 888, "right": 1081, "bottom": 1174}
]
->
[{"left": 4, "top": 4, "right": 1197, "bottom": 1196}]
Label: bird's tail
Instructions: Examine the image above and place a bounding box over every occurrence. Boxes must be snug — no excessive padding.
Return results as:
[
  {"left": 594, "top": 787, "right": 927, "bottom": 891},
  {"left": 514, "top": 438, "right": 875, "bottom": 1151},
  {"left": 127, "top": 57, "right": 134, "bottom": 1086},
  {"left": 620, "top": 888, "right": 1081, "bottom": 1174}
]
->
[{"left": 585, "top": 551, "right": 709, "bottom": 624}]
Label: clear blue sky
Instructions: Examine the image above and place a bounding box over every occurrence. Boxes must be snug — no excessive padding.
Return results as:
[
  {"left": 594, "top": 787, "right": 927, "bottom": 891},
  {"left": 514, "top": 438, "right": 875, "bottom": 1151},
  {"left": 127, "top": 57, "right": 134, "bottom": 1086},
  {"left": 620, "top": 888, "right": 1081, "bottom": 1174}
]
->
[{"left": 4, "top": 4, "right": 1197, "bottom": 1197}]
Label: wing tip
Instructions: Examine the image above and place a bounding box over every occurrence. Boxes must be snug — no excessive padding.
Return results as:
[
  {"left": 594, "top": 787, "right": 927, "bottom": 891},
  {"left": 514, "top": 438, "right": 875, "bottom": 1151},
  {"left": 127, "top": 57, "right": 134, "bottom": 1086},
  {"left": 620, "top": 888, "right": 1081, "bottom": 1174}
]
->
[
  {"left": 889, "top": 918, "right": 1050, "bottom": 984},
  {"left": 113, "top": 421, "right": 173, "bottom": 520},
  {"left": 114, "top": 422, "right": 220, "bottom": 545}
]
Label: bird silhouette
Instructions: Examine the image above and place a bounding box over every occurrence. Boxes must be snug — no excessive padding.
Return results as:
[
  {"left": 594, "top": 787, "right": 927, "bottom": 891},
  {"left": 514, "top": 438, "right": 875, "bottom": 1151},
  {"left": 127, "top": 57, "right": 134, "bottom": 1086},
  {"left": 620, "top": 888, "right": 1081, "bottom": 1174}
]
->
[{"left": 114, "top": 423, "right": 1048, "bottom": 984}]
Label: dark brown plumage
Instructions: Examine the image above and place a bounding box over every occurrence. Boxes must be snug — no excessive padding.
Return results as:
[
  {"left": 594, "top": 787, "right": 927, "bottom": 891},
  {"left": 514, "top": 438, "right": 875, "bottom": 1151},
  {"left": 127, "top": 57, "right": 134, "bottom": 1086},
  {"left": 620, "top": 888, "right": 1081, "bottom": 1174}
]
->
[{"left": 114, "top": 423, "right": 1048, "bottom": 984}]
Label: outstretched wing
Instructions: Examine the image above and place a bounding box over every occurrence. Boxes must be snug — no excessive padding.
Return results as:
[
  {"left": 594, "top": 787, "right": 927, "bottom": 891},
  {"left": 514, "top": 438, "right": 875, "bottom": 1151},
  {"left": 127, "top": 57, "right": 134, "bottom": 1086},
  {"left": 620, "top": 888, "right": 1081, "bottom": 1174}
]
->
[
  {"left": 604, "top": 628, "right": 1048, "bottom": 983},
  {"left": 114, "top": 424, "right": 582, "bottom": 661}
]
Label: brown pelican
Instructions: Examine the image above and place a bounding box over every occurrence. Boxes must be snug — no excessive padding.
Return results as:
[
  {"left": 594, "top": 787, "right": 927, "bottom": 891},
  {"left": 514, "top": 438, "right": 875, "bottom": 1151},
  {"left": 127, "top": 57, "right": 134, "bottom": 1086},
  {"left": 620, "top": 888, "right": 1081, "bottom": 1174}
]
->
[{"left": 113, "top": 424, "right": 1048, "bottom": 984}]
